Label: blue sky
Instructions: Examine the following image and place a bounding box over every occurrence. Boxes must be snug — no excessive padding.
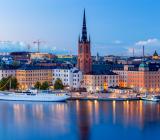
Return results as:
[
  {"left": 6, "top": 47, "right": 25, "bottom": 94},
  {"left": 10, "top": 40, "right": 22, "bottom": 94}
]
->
[{"left": 0, "top": 0, "right": 160, "bottom": 56}]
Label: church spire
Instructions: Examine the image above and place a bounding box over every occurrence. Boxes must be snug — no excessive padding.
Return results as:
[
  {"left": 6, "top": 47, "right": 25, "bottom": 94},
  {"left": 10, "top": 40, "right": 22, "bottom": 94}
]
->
[
  {"left": 81, "top": 9, "right": 88, "bottom": 42},
  {"left": 78, "top": 9, "right": 92, "bottom": 74}
]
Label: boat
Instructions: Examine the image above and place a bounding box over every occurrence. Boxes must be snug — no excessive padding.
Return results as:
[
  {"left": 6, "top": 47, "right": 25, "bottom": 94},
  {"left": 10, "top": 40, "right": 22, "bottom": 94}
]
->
[
  {"left": 141, "top": 94, "right": 160, "bottom": 102},
  {"left": 0, "top": 89, "right": 70, "bottom": 102}
]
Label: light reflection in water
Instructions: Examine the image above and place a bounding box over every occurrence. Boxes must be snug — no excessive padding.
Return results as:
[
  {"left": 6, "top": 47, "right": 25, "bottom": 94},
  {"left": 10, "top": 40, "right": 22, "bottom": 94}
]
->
[
  {"left": 94, "top": 100, "right": 99, "bottom": 124},
  {"left": 13, "top": 104, "right": 26, "bottom": 125},
  {"left": 32, "top": 104, "right": 44, "bottom": 120},
  {"left": 122, "top": 101, "right": 144, "bottom": 128},
  {"left": 112, "top": 101, "right": 116, "bottom": 124},
  {"left": 0, "top": 101, "right": 159, "bottom": 140}
]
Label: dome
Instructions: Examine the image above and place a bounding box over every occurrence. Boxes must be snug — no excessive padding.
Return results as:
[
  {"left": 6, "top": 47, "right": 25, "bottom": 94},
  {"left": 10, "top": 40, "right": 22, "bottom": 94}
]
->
[
  {"left": 153, "top": 50, "right": 158, "bottom": 56},
  {"left": 139, "top": 62, "right": 149, "bottom": 68}
]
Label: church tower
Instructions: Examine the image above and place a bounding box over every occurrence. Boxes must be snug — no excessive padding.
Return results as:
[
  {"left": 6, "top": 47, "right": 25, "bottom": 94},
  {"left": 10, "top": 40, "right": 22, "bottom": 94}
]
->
[{"left": 77, "top": 10, "right": 92, "bottom": 74}]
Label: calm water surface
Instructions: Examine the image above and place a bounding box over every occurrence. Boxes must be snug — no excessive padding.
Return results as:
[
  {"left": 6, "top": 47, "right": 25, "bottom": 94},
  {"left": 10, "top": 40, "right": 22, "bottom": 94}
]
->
[{"left": 0, "top": 100, "right": 160, "bottom": 140}]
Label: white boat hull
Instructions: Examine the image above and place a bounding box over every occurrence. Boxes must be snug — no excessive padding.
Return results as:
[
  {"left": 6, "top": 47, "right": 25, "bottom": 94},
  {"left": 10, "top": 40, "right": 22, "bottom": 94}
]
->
[
  {"left": 142, "top": 96, "right": 160, "bottom": 102},
  {"left": 0, "top": 93, "right": 70, "bottom": 102}
]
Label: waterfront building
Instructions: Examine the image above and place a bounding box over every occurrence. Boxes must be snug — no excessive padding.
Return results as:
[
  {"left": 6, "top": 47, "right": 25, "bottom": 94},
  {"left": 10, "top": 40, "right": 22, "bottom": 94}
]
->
[
  {"left": 16, "top": 65, "right": 52, "bottom": 90},
  {"left": 83, "top": 71, "right": 119, "bottom": 92},
  {"left": 113, "top": 62, "right": 160, "bottom": 93},
  {"left": 0, "top": 66, "right": 16, "bottom": 80},
  {"left": 108, "top": 87, "right": 133, "bottom": 94},
  {"left": 113, "top": 64, "right": 133, "bottom": 88},
  {"left": 53, "top": 67, "right": 83, "bottom": 90},
  {"left": 77, "top": 10, "right": 92, "bottom": 74}
]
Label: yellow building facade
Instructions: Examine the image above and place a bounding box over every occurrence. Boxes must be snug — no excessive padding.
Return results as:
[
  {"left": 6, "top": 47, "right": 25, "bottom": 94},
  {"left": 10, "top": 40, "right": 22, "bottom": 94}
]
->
[
  {"left": 83, "top": 73, "right": 119, "bottom": 92},
  {"left": 16, "top": 67, "right": 53, "bottom": 90}
]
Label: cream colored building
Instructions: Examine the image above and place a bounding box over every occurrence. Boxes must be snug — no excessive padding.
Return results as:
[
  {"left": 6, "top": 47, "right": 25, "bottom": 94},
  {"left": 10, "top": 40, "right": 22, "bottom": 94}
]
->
[
  {"left": 16, "top": 66, "right": 52, "bottom": 90},
  {"left": 83, "top": 71, "right": 119, "bottom": 92}
]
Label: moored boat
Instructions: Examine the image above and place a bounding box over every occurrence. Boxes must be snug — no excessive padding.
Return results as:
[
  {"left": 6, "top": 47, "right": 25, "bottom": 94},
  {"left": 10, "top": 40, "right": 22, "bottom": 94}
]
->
[
  {"left": 0, "top": 90, "right": 70, "bottom": 102},
  {"left": 141, "top": 94, "right": 160, "bottom": 102}
]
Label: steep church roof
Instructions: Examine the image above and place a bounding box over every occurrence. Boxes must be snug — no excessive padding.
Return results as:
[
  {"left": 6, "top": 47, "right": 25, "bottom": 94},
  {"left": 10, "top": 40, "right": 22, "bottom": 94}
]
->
[{"left": 81, "top": 9, "right": 89, "bottom": 43}]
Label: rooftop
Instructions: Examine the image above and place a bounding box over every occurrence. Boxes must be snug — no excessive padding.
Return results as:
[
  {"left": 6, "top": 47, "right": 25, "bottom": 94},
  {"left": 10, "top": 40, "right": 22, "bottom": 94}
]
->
[
  {"left": 85, "top": 70, "right": 118, "bottom": 76},
  {"left": 10, "top": 52, "right": 30, "bottom": 56},
  {"left": 18, "top": 65, "right": 73, "bottom": 70},
  {"left": 0, "top": 64, "right": 18, "bottom": 70}
]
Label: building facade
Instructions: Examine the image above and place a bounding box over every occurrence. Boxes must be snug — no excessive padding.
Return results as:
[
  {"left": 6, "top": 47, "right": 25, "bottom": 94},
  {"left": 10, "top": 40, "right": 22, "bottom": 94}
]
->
[
  {"left": 77, "top": 10, "right": 92, "bottom": 74},
  {"left": 0, "top": 68, "right": 16, "bottom": 80},
  {"left": 53, "top": 67, "right": 82, "bottom": 90},
  {"left": 113, "top": 62, "right": 160, "bottom": 93},
  {"left": 30, "top": 53, "right": 55, "bottom": 60},
  {"left": 10, "top": 52, "right": 30, "bottom": 63},
  {"left": 83, "top": 72, "right": 119, "bottom": 92},
  {"left": 16, "top": 66, "right": 52, "bottom": 90}
]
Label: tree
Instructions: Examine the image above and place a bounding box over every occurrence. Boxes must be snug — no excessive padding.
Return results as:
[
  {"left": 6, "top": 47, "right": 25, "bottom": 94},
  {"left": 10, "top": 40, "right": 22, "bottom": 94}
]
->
[
  {"left": 11, "top": 77, "right": 19, "bottom": 90},
  {"left": 0, "top": 77, "right": 9, "bottom": 91},
  {"left": 34, "top": 81, "right": 41, "bottom": 89},
  {"left": 54, "top": 78, "right": 64, "bottom": 90},
  {"left": 0, "top": 76, "right": 19, "bottom": 91},
  {"left": 40, "top": 81, "right": 49, "bottom": 90}
]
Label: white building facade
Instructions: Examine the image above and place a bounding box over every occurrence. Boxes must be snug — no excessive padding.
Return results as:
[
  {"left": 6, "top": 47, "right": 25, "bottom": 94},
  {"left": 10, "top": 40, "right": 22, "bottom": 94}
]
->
[
  {"left": 0, "top": 69, "right": 16, "bottom": 80},
  {"left": 52, "top": 67, "right": 83, "bottom": 90}
]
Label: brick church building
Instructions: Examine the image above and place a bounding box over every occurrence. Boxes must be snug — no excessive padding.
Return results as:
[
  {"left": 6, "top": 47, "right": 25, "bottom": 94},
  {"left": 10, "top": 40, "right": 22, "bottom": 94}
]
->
[{"left": 77, "top": 10, "right": 92, "bottom": 74}]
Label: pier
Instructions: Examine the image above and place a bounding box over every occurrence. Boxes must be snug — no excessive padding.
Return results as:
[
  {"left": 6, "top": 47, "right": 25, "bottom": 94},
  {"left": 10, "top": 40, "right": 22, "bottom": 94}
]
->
[{"left": 68, "top": 92, "right": 140, "bottom": 101}]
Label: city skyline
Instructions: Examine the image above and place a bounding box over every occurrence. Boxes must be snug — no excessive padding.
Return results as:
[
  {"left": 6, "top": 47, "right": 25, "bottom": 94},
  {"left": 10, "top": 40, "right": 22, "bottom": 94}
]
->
[{"left": 0, "top": 0, "right": 160, "bottom": 56}]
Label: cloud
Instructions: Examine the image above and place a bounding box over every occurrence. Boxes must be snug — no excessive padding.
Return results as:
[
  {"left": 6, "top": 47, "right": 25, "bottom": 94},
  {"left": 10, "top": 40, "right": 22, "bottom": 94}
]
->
[
  {"left": 92, "top": 41, "right": 128, "bottom": 56},
  {"left": 125, "top": 38, "right": 160, "bottom": 56},
  {"left": 0, "top": 41, "right": 27, "bottom": 52},
  {"left": 135, "top": 38, "right": 160, "bottom": 46},
  {"left": 51, "top": 47, "right": 57, "bottom": 51},
  {"left": 127, "top": 47, "right": 134, "bottom": 54},
  {"left": 0, "top": 41, "right": 71, "bottom": 55},
  {"left": 113, "top": 40, "right": 123, "bottom": 44},
  {"left": 0, "top": 38, "right": 159, "bottom": 56}
]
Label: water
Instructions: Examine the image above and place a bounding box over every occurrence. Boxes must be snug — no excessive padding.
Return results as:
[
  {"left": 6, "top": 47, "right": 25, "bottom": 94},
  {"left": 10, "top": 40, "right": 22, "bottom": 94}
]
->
[{"left": 0, "top": 100, "right": 160, "bottom": 140}]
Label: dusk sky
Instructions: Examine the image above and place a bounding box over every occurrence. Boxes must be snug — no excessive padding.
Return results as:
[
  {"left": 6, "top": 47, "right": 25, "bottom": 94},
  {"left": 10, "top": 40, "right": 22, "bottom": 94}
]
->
[{"left": 0, "top": 0, "right": 160, "bottom": 56}]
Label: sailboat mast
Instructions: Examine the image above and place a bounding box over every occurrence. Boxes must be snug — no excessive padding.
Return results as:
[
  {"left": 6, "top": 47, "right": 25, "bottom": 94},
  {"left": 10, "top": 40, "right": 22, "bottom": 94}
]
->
[{"left": 9, "top": 77, "right": 11, "bottom": 90}]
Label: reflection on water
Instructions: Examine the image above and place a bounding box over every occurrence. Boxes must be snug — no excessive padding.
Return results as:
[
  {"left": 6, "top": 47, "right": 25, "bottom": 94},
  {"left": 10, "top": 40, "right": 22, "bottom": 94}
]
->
[
  {"left": 0, "top": 101, "right": 160, "bottom": 140},
  {"left": 13, "top": 104, "right": 26, "bottom": 125}
]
